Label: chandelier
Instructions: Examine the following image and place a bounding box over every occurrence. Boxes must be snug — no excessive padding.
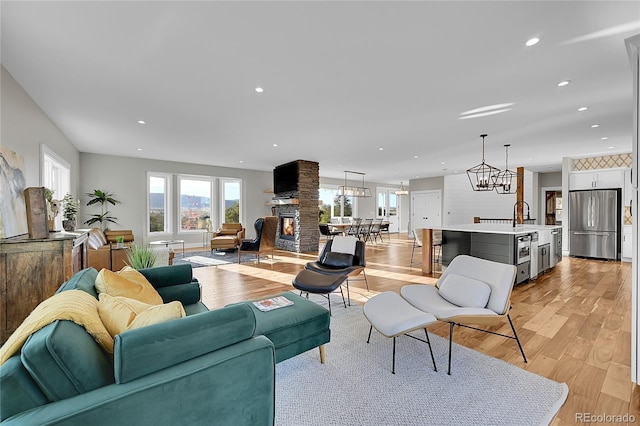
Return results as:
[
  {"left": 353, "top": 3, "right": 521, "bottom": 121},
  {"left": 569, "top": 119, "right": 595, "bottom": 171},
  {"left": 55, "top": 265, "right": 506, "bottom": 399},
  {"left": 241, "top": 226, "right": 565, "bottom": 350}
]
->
[
  {"left": 337, "top": 171, "right": 372, "bottom": 197},
  {"left": 493, "top": 144, "right": 520, "bottom": 194},
  {"left": 466, "top": 134, "right": 500, "bottom": 191},
  {"left": 395, "top": 181, "right": 409, "bottom": 195}
]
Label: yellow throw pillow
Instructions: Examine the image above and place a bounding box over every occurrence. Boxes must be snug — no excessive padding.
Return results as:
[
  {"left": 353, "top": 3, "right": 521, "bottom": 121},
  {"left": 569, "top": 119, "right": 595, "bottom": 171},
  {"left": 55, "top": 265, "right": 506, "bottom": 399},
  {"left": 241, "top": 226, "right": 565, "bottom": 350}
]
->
[
  {"left": 98, "top": 293, "right": 185, "bottom": 337},
  {"left": 95, "top": 266, "right": 163, "bottom": 305}
]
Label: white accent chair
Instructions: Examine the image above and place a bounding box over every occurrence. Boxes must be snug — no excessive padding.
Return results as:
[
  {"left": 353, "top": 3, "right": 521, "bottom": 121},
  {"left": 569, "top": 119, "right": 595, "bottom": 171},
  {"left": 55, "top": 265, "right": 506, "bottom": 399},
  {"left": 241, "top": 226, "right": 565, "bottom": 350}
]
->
[{"left": 400, "top": 255, "right": 527, "bottom": 374}]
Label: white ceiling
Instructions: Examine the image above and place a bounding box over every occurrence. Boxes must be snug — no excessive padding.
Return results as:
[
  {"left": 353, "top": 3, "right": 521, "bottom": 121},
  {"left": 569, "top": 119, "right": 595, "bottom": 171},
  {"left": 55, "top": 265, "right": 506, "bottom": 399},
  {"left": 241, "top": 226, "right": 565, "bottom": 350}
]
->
[{"left": 2, "top": 1, "right": 639, "bottom": 184}]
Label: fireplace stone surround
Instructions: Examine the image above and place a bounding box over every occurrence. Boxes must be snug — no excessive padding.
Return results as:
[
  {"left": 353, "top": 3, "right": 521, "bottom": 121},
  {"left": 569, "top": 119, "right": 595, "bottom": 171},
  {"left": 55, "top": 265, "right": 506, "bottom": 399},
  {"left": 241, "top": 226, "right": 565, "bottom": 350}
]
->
[{"left": 273, "top": 160, "right": 320, "bottom": 253}]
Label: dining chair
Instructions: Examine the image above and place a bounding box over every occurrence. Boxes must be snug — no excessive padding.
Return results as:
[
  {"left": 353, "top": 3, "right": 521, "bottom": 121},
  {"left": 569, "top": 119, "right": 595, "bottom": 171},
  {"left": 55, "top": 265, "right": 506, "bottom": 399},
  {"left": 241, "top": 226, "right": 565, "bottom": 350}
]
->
[{"left": 410, "top": 229, "right": 422, "bottom": 266}]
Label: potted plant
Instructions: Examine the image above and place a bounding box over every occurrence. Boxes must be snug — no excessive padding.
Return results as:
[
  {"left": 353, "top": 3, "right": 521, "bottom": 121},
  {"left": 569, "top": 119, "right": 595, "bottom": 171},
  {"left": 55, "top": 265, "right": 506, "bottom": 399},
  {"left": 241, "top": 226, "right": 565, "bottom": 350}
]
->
[
  {"left": 84, "top": 189, "right": 121, "bottom": 231},
  {"left": 61, "top": 193, "right": 80, "bottom": 231},
  {"left": 125, "top": 244, "right": 158, "bottom": 269},
  {"left": 115, "top": 235, "right": 125, "bottom": 248}
]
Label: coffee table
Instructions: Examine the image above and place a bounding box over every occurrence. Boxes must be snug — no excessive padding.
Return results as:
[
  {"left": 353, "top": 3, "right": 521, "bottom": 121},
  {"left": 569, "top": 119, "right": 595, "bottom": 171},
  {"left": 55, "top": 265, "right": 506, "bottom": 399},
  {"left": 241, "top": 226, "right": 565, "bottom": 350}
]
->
[{"left": 149, "top": 240, "right": 185, "bottom": 257}]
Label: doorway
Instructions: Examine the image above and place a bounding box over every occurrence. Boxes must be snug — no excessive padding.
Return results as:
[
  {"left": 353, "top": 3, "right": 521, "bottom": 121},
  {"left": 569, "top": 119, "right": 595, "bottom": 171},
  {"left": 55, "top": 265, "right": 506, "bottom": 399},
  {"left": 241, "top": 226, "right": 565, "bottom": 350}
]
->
[
  {"left": 411, "top": 190, "right": 442, "bottom": 231},
  {"left": 544, "top": 190, "right": 563, "bottom": 225},
  {"left": 377, "top": 187, "right": 400, "bottom": 233}
]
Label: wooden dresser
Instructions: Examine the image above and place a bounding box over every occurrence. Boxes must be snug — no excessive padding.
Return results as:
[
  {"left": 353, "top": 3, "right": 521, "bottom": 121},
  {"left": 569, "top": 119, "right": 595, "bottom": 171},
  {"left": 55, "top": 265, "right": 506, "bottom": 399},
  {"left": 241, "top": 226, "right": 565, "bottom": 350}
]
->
[{"left": 0, "top": 231, "right": 89, "bottom": 344}]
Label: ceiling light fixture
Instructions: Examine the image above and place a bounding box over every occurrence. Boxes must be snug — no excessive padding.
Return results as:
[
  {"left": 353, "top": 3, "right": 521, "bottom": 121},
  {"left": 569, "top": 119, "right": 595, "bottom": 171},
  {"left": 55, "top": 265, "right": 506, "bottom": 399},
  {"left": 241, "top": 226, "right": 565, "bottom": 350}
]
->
[
  {"left": 525, "top": 37, "right": 540, "bottom": 47},
  {"left": 578, "top": 107, "right": 588, "bottom": 112},
  {"left": 591, "top": 124, "right": 600, "bottom": 128},
  {"left": 459, "top": 103, "right": 514, "bottom": 120},
  {"left": 492, "top": 144, "right": 520, "bottom": 195},
  {"left": 337, "top": 171, "right": 372, "bottom": 198},
  {"left": 466, "top": 134, "right": 500, "bottom": 192},
  {"left": 255, "top": 87, "right": 264, "bottom": 93},
  {"left": 602, "top": 137, "right": 609, "bottom": 140},
  {"left": 557, "top": 80, "right": 571, "bottom": 87},
  {"left": 395, "top": 181, "right": 409, "bottom": 195},
  {"left": 137, "top": 120, "right": 146, "bottom": 124}
]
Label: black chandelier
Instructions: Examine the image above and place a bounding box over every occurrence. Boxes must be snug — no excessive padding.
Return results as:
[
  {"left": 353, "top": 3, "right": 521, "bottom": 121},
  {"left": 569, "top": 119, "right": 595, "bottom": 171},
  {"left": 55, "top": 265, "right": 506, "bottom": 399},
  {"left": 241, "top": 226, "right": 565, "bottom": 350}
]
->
[
  {"left": 492, "top": 144, "right": 521, "bottom": 194},
  {"left": 466, "top": 134, "right": 500, "bottom": 191}
]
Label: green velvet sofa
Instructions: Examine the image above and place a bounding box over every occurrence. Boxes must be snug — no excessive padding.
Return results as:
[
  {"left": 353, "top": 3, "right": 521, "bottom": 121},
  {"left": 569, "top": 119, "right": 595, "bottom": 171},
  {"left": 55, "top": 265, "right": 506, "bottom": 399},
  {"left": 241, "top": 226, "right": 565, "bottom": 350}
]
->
[{"left": 0, "top": 264, "right": 276, "bottom": 425}]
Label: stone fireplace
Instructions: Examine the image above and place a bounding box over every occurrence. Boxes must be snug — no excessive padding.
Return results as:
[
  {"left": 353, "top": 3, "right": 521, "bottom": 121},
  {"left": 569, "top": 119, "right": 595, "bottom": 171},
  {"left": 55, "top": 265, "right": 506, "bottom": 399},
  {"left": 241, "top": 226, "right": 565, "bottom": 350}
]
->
[{"left": 273, "top": 160, "right": 320, "bottom": 253}]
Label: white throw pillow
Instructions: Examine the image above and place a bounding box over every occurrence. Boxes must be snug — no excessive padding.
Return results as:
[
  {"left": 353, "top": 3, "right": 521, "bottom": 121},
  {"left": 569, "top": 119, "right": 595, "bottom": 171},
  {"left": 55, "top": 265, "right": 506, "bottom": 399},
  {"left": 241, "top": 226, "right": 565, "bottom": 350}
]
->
[{"left": 437, "top": 273, "right": 492, "bottom": 308}]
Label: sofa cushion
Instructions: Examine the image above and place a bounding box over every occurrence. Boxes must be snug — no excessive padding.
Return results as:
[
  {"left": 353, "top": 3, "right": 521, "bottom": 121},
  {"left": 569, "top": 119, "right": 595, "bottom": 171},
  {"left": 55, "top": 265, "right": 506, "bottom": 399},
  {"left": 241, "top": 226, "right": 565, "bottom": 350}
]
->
[
  {"left": 56, "top": 267, "right": 99, "bottom": 299},
  {"left": 98, "top": 293, "right": 185, "bottom": 337},
  {"left": 95, "top": 266, "right": 164, "bottom": 305},
  {"left": 21, "top": 321, "right": 115, "bottom": 402},
  {"left": 438, "top": 273, "right": 492, "bottom": 308},
  {"left": 114, "top": 304, "right": 256, "bottom": 383},
  {"left": 0, "top": 356, "right": 49, "bottom": 421},
  {"left": 138, "top": 264, "right": 194, "bottom": 289}
]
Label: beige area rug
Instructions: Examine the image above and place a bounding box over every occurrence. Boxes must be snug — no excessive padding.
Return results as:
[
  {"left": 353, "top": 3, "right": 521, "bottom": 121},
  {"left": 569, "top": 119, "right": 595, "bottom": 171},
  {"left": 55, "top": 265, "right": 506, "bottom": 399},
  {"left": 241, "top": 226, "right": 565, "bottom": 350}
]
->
[{"left": 275, "top": 296, "right": 568, "bottom": 426}]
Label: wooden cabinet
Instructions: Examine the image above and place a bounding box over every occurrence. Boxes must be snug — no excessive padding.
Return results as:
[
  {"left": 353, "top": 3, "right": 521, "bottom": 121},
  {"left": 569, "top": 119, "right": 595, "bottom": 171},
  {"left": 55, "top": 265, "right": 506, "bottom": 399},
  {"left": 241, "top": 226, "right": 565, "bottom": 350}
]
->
[
  {"left": 569, "top": 170, "right": 623, "bottom": 190},
  {"left": 0, "top": 231, "right": 88, "bottom": 344}
]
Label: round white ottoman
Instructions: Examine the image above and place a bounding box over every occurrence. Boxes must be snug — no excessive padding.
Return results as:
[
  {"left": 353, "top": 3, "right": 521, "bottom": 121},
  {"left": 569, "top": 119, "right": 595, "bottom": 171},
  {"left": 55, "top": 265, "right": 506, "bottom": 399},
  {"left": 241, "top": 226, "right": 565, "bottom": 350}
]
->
[{"left": 364, "top": 291, "right": 438, "bottom": 374}]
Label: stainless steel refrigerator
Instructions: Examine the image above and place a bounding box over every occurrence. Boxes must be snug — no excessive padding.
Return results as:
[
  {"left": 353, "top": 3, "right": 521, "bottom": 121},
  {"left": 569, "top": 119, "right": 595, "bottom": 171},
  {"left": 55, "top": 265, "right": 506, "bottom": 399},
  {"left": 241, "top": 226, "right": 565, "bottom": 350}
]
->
[{"left": 569, "top": 189, "right": 620, "bottom": 260}]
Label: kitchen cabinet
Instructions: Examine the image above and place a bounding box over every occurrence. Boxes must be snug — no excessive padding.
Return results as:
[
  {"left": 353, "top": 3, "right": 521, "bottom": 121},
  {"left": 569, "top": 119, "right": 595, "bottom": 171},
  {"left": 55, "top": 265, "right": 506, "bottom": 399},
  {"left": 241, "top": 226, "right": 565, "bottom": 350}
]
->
[
  {"left": 569, "top": 170, "right": 623, "bottom": 190},
  {"left": 623, "top": 225, "right": 632, "bottom": 260},
  {"left": 0, "top": 231, "right": 88, "bottom": 344}
]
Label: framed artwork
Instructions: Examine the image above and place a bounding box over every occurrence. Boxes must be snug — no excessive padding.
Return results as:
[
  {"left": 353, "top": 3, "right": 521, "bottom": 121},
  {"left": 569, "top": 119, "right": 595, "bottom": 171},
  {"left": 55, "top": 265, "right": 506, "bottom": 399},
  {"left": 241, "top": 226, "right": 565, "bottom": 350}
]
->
[{"left": 0, "top": 147, "right": 29, "bottom": 239}]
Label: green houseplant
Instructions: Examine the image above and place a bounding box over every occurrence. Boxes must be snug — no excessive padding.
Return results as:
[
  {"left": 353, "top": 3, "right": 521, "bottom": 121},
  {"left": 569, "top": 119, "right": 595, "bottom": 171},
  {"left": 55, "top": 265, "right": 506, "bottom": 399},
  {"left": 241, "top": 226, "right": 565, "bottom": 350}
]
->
[
  {"left": 125, "top": 244, "right": 158, "bottom": 269},
  {"left": 84, "top": 189, "right": 121, "bottom": 231},
  {"left": 61, "top": 193, "right": 80, "bottom": 231}
]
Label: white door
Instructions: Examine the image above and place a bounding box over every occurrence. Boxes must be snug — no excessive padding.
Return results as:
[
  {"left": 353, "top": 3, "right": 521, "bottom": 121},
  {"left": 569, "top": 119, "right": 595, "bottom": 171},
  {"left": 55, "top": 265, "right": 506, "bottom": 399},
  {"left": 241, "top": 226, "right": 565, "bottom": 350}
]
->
[
  {"left": 377, "top": 188, "right": 400, "bottom": 233},
  {"left": 411, "top": 190, "right": 442, "bottom": 231}
]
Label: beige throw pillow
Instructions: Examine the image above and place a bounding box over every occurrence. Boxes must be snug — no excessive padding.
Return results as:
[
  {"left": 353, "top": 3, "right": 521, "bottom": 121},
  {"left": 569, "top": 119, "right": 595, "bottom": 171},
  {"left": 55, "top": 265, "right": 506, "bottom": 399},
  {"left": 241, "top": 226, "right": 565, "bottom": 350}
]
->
[
  {"left": 98, "top": 293, "right": 185, "bottom": 337},
  {"left": 95, "top": 266, "right": 163, "bottom": 305}
]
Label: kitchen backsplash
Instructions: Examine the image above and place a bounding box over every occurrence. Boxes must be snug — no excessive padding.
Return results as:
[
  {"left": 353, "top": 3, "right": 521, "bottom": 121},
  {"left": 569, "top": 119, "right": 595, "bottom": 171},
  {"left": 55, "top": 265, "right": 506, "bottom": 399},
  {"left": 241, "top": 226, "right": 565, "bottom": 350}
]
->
[
  {"left": 572, "top": 153, "right": 632, "bottom": 170},
  {"left": 625, "top": 206, "right": 632, "bottom": 225}
]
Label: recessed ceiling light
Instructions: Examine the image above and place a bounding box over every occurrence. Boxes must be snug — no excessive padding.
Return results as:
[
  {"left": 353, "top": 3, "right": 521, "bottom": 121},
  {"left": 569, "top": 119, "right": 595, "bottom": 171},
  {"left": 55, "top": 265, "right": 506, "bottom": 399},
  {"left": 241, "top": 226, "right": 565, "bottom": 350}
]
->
[
  {"left": 136, "top": 148, "right": 142, "bottom": 151},
  {"left": 379, "top": 148, "right": 384, "bottom": 151},
  {"left": 591, "top": 124, "right": 600, "bottom": 128},
  {"left": 525, "top": 37, "right": 540, "bottom": 47},
  {"left": 255, "top": 87, "right": 264, "bottom": 93},
  {"left": 440, "top": 162, "right": 445, "bottom": 165},
  {"left": 608, "top": 146, "right": 615, "bottom": 149},
  {"left": 239, "top": 160, "right": 244, "bottom": 163},
  {"left": 414, "top": 156, "right": 419, "bottom": 159},
  {"left": 578, "top": 107, "right": 588, "bottom": 112},
  {"left": 272, "top": 143, "right": 278, "bottom": 147},
  {"left": 557, "top": 80, "right": 571, "bottom": 87},
  {"left": 137, "top": 120, "right": 146, "bottom": 124},
  {"left": 601, "top": 136, "right": 609, "bottom": 140}
]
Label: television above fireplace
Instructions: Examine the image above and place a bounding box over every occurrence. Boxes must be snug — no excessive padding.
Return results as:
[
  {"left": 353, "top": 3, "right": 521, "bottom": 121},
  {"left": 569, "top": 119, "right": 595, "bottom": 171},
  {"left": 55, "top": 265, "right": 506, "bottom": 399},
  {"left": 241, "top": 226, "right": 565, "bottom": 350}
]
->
[{"left": 273, "top": 161, "right": 298, "bottom": 195}]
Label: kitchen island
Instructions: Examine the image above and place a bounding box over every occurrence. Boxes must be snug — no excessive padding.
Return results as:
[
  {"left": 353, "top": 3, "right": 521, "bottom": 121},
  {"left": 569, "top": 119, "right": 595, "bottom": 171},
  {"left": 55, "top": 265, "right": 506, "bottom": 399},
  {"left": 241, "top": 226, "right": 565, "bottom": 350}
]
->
[{"left": 439, "top": 223, "right": 563, "bottom": 284}]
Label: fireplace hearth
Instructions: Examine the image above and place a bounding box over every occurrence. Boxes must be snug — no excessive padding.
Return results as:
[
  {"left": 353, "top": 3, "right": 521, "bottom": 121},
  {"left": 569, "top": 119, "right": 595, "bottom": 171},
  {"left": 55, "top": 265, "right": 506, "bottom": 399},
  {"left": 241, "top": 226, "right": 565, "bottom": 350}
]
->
[{"left": 280, "top": 215, "right": 295, "bottom": 240}]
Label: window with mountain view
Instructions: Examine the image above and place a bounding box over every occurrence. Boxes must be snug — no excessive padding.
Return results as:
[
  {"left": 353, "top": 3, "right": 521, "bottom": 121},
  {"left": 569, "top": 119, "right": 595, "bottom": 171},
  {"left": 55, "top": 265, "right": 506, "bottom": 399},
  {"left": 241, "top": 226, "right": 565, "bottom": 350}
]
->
[
  {"left": 222, "top": 179, "right": 241, "bottom": 223},
  {"left": 179, "top": 177, "right": 212, "bottom": 232},
  {"left": 148, "top": 173, "right": 170, "bottom": 233}
]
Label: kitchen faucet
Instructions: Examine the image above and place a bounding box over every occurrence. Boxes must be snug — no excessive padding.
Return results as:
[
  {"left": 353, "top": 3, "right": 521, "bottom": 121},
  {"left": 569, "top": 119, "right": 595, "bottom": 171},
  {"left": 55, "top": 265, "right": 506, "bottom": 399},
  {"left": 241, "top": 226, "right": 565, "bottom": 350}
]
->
[{"left": 513, "top": 200, "right": 531, "bottom": 228}]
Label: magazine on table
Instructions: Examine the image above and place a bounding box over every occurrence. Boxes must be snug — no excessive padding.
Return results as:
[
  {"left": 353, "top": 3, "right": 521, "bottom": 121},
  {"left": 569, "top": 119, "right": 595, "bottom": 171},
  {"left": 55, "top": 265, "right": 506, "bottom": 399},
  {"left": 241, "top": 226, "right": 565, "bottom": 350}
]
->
[{"left": 253, "top": 296, "right": 294, "bottom": 312}]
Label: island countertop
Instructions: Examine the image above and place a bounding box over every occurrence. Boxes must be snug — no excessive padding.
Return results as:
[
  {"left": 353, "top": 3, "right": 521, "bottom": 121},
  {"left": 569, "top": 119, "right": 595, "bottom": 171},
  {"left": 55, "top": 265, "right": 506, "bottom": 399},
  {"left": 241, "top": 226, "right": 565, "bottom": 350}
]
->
[{"left": 440, "top": 223, "right": 562, "bottom": 235}]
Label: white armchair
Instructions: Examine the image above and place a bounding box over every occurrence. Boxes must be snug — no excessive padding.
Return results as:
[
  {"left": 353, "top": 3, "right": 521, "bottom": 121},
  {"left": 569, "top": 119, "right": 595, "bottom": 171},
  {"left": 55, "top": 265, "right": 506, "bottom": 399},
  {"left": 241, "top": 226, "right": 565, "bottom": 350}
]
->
[{"left": 400, "top": 255, "right": 527, "bottom": 374}]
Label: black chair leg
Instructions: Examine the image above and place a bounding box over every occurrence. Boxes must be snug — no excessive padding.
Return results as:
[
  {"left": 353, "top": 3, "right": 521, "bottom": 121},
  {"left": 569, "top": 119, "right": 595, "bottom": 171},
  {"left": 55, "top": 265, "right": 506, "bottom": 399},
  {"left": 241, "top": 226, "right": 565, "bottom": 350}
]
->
[
  {"left": 507, "top": 314, "right": 527, "bottom": 363},
  {"left": 424, "top": 329, "right": 437, "bottom": 372},
  {"left": 367, "top": 325, "right": 373, "bottom": 343},
  {"left": 448, "top": 322, "right": 454, "bottom": 375},
  {"left": 392, "top": 336, "right": 396, "bottom": 374}
]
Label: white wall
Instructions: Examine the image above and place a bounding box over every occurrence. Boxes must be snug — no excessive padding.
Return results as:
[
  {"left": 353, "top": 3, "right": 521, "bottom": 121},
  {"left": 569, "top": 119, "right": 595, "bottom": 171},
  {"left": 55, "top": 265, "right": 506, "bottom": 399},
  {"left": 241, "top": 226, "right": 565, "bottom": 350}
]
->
[
  {"left": 1, "top": 66, "right": 80, "bottom": 195},
  {"left": 442, "top": 171, "right": 535, "bottom": 225},
  {"left": 79, "top": 153, "right": 274, "bottom": 246}
]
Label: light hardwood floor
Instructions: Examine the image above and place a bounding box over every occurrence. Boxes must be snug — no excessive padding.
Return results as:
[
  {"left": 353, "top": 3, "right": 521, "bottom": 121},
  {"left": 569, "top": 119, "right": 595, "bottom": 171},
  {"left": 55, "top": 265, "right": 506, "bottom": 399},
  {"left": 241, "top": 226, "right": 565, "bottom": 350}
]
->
[{"left": 191, "top": 234, "right": 636, "bottom": 425}]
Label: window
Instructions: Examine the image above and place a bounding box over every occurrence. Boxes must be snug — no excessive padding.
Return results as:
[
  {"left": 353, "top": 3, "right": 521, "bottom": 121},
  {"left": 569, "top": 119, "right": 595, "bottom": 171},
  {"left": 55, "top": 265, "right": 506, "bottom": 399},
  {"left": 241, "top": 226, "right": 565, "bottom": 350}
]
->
[
  {"left": 41, "top": 145, "right": 70, "bottom": 230},
  {"left": 222, "top": 179, "right": 241, "bottom": 223},
  {"left": 319, "top": 187, "right": 354, "bottom": 222},
  {"left": 148, "top": 173, "right": 171, "bottom": 234},
  {"left": 179, "top": 176, "right": 212, "bottom": 232}
]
